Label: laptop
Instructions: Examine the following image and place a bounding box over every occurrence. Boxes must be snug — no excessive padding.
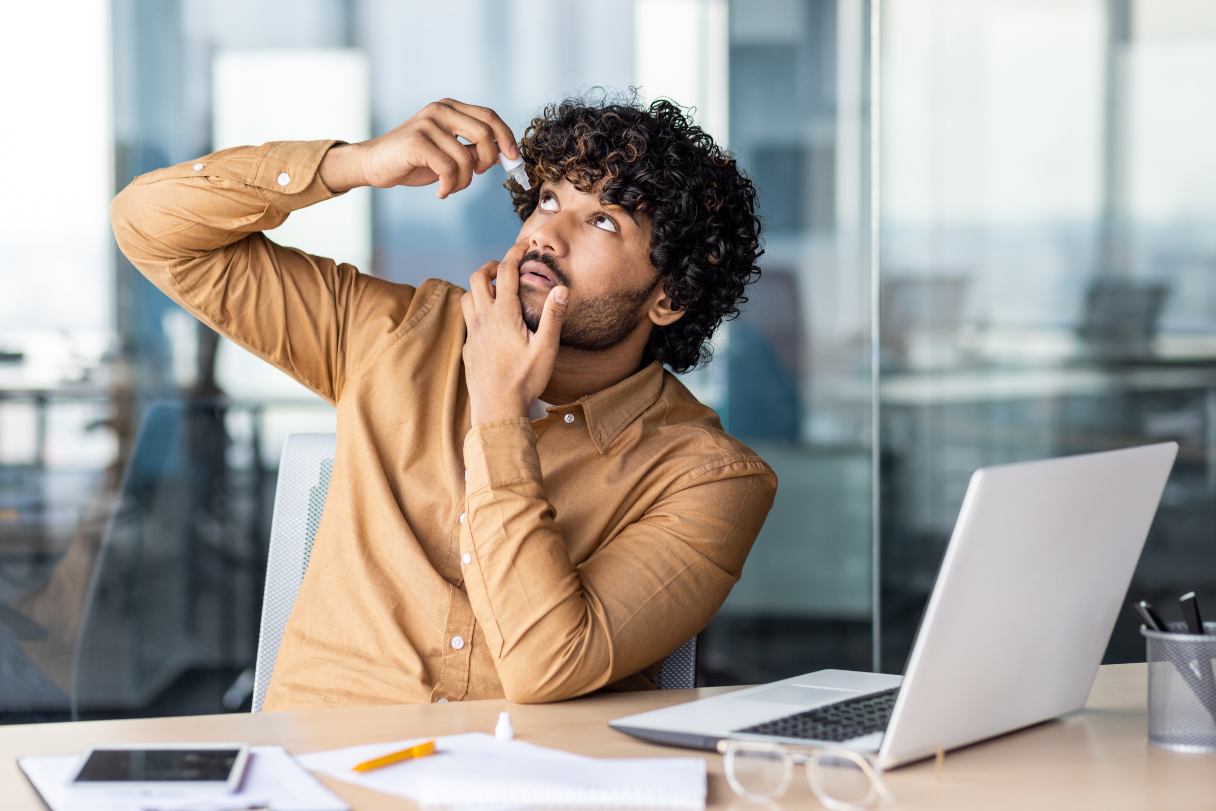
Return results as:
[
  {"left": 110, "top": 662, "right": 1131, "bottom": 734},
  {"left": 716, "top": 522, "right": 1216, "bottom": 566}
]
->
[{"left": 610, "top": 442, "right": 1178, "bottom": 769}]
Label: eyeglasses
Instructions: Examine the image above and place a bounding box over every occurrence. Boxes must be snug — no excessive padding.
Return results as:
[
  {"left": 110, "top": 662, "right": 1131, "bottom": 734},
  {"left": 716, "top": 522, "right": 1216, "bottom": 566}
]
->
[{"left": 717, "top": 739, "right": 893, "bottom": 810}]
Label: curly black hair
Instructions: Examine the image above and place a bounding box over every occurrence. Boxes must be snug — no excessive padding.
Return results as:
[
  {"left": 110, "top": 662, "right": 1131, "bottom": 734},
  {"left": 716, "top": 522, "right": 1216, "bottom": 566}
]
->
[{"left": 506, "top": 88, "right": 763, "bottom": 373}]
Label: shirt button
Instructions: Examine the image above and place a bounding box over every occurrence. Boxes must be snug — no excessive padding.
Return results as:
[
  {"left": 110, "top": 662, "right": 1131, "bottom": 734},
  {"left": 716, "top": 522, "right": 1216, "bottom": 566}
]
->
[
  {"left": 563, "top": 413, "right": 575, "bottom": 424},
  {"left": 435, "top": 697, "right": 449, "bottom": 704},
  {"left": 450, "top": 635, "right": 465, "bottom": 650},
  {"left": 458, "top": 511, "right": 466, "bottom": 524},
  {"left": 192, "top": 162, "right": 204, "bottom": 172},
  {"left": 277, "top": 171, "right": 291, "bottom": 187},
  {"left": 461, "top": 552, "right": 472, "bottom": 565}
]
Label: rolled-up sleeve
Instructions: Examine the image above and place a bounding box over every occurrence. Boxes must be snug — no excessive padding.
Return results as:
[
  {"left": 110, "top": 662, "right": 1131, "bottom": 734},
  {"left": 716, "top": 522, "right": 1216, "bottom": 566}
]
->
[
  {"left": 460, "top": 418, "right": 777, "bottom": 703},
  {"left": 110, "top": 140, "right": 418, "bottom": 403}
]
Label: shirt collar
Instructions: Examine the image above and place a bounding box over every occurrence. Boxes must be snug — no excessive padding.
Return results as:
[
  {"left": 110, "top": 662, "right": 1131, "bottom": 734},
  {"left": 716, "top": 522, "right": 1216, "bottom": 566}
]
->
[{"left": 566, "top": 361, "right": 665, "bottom": 454}]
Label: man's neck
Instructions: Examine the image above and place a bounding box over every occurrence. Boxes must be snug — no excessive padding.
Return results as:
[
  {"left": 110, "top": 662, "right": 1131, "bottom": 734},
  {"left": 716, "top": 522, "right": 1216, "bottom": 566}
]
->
[{"left": 541, "top": 344, "right": 649, "bottom": 404}]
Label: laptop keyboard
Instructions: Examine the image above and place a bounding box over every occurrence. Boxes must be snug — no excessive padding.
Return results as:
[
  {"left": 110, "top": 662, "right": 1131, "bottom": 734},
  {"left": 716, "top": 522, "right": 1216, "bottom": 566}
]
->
[{"left": 732, "top": 687, "right": 900, "bottom": 743}]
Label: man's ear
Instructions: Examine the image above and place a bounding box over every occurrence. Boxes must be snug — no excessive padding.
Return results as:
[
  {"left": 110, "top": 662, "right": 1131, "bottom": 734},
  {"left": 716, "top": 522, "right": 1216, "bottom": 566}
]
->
[{"left": 647, "top": 286, "right": 686, "bottom": 327}]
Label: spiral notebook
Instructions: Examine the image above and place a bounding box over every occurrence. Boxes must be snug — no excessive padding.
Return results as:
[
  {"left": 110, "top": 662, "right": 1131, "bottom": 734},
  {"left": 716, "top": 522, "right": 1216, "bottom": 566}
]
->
[{"left": 297, "top": 732, "right": 706, "bottom": 809}]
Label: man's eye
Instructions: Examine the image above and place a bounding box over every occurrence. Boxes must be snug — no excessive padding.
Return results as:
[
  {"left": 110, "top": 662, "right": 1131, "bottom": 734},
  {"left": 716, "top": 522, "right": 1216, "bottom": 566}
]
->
[
  {"left": 593, "top": 214, "right": 618, "bottom": 233},
  {"left": 539, "top": 193, "right": 558, "bottom": 211}
]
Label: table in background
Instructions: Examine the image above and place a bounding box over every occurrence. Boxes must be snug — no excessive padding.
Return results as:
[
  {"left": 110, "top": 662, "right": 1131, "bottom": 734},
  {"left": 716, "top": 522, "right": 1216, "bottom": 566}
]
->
[{"left": 3, "top": 664, "right": 1213, "bottom": 810}]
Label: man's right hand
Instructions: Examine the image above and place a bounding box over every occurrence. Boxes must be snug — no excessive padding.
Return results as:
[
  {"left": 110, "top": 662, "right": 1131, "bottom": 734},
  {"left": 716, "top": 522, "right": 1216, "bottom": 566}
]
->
[{"left": 319, "top": 99, "right": 520, "bottom": 199}]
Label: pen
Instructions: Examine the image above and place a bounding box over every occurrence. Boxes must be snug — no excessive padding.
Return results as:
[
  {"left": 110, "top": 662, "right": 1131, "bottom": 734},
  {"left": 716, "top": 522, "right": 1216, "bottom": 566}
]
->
[
  {"left": 352, "top": 739, "right": 437, "bottom": 772},
  {"left": 1180, "top": 592, "right": 1208, "bottom": 636},
  {"left": 1131, "top": 600, "right": 1167, "bottom": 632}
]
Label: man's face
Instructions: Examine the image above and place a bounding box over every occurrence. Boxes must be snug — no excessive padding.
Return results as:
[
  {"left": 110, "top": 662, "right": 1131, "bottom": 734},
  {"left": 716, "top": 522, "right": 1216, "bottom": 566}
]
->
[{"left": 513, "top": 177, "right": 661, "bottom": 351}]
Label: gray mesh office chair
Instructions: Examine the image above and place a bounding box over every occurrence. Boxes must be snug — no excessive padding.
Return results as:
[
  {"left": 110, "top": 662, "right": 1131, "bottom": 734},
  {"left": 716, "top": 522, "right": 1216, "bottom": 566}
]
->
[{"left": 252, "top": 434, "right": 697, "bottom": 712}]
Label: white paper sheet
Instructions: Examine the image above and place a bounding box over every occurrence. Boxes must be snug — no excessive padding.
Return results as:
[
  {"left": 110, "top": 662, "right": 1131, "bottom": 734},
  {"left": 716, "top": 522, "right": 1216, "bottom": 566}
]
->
[
  {"left": 18, "top": 745, "right": 348, "bottom": 811},
  {"left": 297, "top": 732, "right": 706, "bottom": 809}
]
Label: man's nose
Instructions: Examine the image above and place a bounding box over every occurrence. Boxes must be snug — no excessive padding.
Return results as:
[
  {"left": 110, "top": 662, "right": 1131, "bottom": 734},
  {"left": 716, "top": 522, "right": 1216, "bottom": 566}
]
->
[{"left": 525, "top": 220, "right": 567, "bottom": 258}]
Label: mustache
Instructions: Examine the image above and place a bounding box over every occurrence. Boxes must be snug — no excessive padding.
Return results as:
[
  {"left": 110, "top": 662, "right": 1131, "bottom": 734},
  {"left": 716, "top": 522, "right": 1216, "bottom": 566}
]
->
[{"left": 520, "top": 250, "right": 570, "bottom": 288}]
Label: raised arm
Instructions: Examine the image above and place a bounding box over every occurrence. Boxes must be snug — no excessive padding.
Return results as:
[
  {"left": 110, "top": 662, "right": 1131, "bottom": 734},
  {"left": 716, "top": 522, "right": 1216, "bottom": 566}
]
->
[{"left": 110, "top": 99, "right": 521, "bottom": 402}]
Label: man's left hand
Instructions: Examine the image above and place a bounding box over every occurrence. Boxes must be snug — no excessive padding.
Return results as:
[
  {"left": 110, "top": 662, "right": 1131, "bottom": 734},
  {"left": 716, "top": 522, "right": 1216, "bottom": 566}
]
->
[{"left": 461, "top": 240, "right": 569, "bottom": 426}]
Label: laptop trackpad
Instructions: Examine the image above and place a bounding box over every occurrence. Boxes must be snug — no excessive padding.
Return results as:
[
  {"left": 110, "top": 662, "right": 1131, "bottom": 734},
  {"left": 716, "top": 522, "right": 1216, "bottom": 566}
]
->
[{"left": 734, "top": 685, "right": 861, "bottom": 706}]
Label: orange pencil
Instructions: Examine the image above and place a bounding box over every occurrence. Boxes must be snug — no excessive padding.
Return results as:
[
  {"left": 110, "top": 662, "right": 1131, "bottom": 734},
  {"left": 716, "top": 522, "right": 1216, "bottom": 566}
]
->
[{"left": 352, "top": 739, "right": 437, "bottom": 772}]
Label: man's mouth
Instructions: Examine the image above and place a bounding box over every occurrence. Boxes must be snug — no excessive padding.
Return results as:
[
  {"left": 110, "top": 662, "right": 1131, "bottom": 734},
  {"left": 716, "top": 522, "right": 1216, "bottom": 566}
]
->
[{"left": 520, "top": 260, "right": 556, "bottom": 288}]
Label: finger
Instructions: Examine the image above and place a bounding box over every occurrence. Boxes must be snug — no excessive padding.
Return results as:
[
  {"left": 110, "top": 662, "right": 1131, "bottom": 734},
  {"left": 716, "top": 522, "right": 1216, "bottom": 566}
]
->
[
  {"left": 532, "top": 285, "right": 569, "bottom": 352},
  {"left": 445, "top": 117, "right": 501, "bottom": 175},
  {"left": 431, "top": 100, "right": 501, "bottom": 174},
  {"left": 410, "top": 138, "right": 459, "bottom": 196},
  {"left": 495, "top": 241, "right": 527, "bottom": 302},
  {"left": 469, "top": 263, "right": 496, "bottom": 311},
  {"left": 437, "top": 98, "right": 519, "bottom": 162},
  {"left": 460, "top": 291, "right": 476, "bottom": 327},
  {"left": 419, "top": 119, "right": 476, "bottom": 197},
  {"left": 456, "top": 138, "right": 491, "bottom": 174}
]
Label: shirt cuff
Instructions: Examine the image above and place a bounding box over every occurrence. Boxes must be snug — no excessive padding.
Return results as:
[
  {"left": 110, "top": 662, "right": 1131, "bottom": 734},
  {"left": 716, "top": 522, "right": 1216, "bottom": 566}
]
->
[
  {"left": 463, "top": 418, "right": 541, "bottom": 494},
  {"left": 253, "top": 140, "right": 346, "bottom": 213}
]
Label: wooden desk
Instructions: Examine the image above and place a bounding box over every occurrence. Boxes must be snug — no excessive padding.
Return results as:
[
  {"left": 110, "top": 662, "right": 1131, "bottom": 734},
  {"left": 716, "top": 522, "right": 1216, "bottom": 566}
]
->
[{"left": 3, "top": 664, "right": 1213, "bottom": 809}]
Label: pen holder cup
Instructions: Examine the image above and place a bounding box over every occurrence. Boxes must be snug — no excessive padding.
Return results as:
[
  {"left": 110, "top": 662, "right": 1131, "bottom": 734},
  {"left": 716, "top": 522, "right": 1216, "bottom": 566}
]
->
[{"left": 1142, "top": 622, "right": 1216, "bottom": 752}]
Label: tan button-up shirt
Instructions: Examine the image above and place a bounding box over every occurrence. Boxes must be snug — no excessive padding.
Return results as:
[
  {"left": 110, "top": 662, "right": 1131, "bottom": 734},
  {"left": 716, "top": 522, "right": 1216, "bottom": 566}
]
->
[{"left": 110, "top": 139, "right": 778, "bottom": 710}]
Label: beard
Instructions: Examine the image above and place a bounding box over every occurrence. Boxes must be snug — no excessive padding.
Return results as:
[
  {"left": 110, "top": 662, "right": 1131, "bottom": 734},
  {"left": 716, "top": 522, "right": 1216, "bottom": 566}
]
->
[
  {"left": 521, "top": 278, "right": 659, "bottom": 351},
  {"left": 516, "top": 249, "right": 661, "bottom": 351}
]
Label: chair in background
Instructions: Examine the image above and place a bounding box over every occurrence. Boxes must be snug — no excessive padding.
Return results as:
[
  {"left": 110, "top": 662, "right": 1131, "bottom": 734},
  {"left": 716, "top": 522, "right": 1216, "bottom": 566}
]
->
[
  {"left": 72, "top": 400, "right": 193, "bottom": 718},
  {"left": 252, "top": 434, "right": 696, "bottom": 712},
  {"left": 1076, "top": 277, "right": 1169, "bottom": 358}
]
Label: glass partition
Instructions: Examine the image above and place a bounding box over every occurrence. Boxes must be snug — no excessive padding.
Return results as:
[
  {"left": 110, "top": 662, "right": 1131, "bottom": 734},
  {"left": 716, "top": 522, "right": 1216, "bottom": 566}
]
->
[
  {"left": 703, "top": 0, "right": 875, "bottom": 684},
  {"left": 876, "top": 0, "right": 1216, "bottom": 671},
  {"left": 1, "top": 0, "right": 873, "bottom": 722}
]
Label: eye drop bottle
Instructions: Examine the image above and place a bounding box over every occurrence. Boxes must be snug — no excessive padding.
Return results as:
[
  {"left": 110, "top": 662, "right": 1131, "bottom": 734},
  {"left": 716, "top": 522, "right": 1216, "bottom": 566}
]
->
[{"left": 499, "top": 150, "right": 531, "bottom": 191}]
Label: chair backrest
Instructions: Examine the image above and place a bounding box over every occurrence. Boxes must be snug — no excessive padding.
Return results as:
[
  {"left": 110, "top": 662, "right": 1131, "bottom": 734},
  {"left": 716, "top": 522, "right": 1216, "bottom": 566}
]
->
[
  {"left": 252, "top": 434, "right": 336, "bottom": 712},
  {"left": 656, "top": 635, "right": 698, "bottom": 690},
  {"left": 252, "top": 433, "right": 696, "bottom": 712}
]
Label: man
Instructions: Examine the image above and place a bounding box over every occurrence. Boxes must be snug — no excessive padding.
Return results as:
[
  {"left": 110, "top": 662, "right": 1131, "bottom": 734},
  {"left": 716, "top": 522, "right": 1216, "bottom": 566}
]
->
[{"left": 110, "top": 93, "right": 777, "bottom": 710}]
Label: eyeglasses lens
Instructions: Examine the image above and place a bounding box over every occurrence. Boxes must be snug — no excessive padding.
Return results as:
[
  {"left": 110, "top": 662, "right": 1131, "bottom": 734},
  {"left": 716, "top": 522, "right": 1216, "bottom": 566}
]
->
[
  {"left": 727, "top": 747, "right": 788, "bottom": 798},
  {"left": 809, "top": 752, "right": 878, "bottom": 809}
]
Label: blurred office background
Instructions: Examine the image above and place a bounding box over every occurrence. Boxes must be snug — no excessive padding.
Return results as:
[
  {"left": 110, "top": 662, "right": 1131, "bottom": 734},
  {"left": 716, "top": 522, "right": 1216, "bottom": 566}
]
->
[{"left": 0, "top": 0, "right": 1213, "bottom": 723}]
